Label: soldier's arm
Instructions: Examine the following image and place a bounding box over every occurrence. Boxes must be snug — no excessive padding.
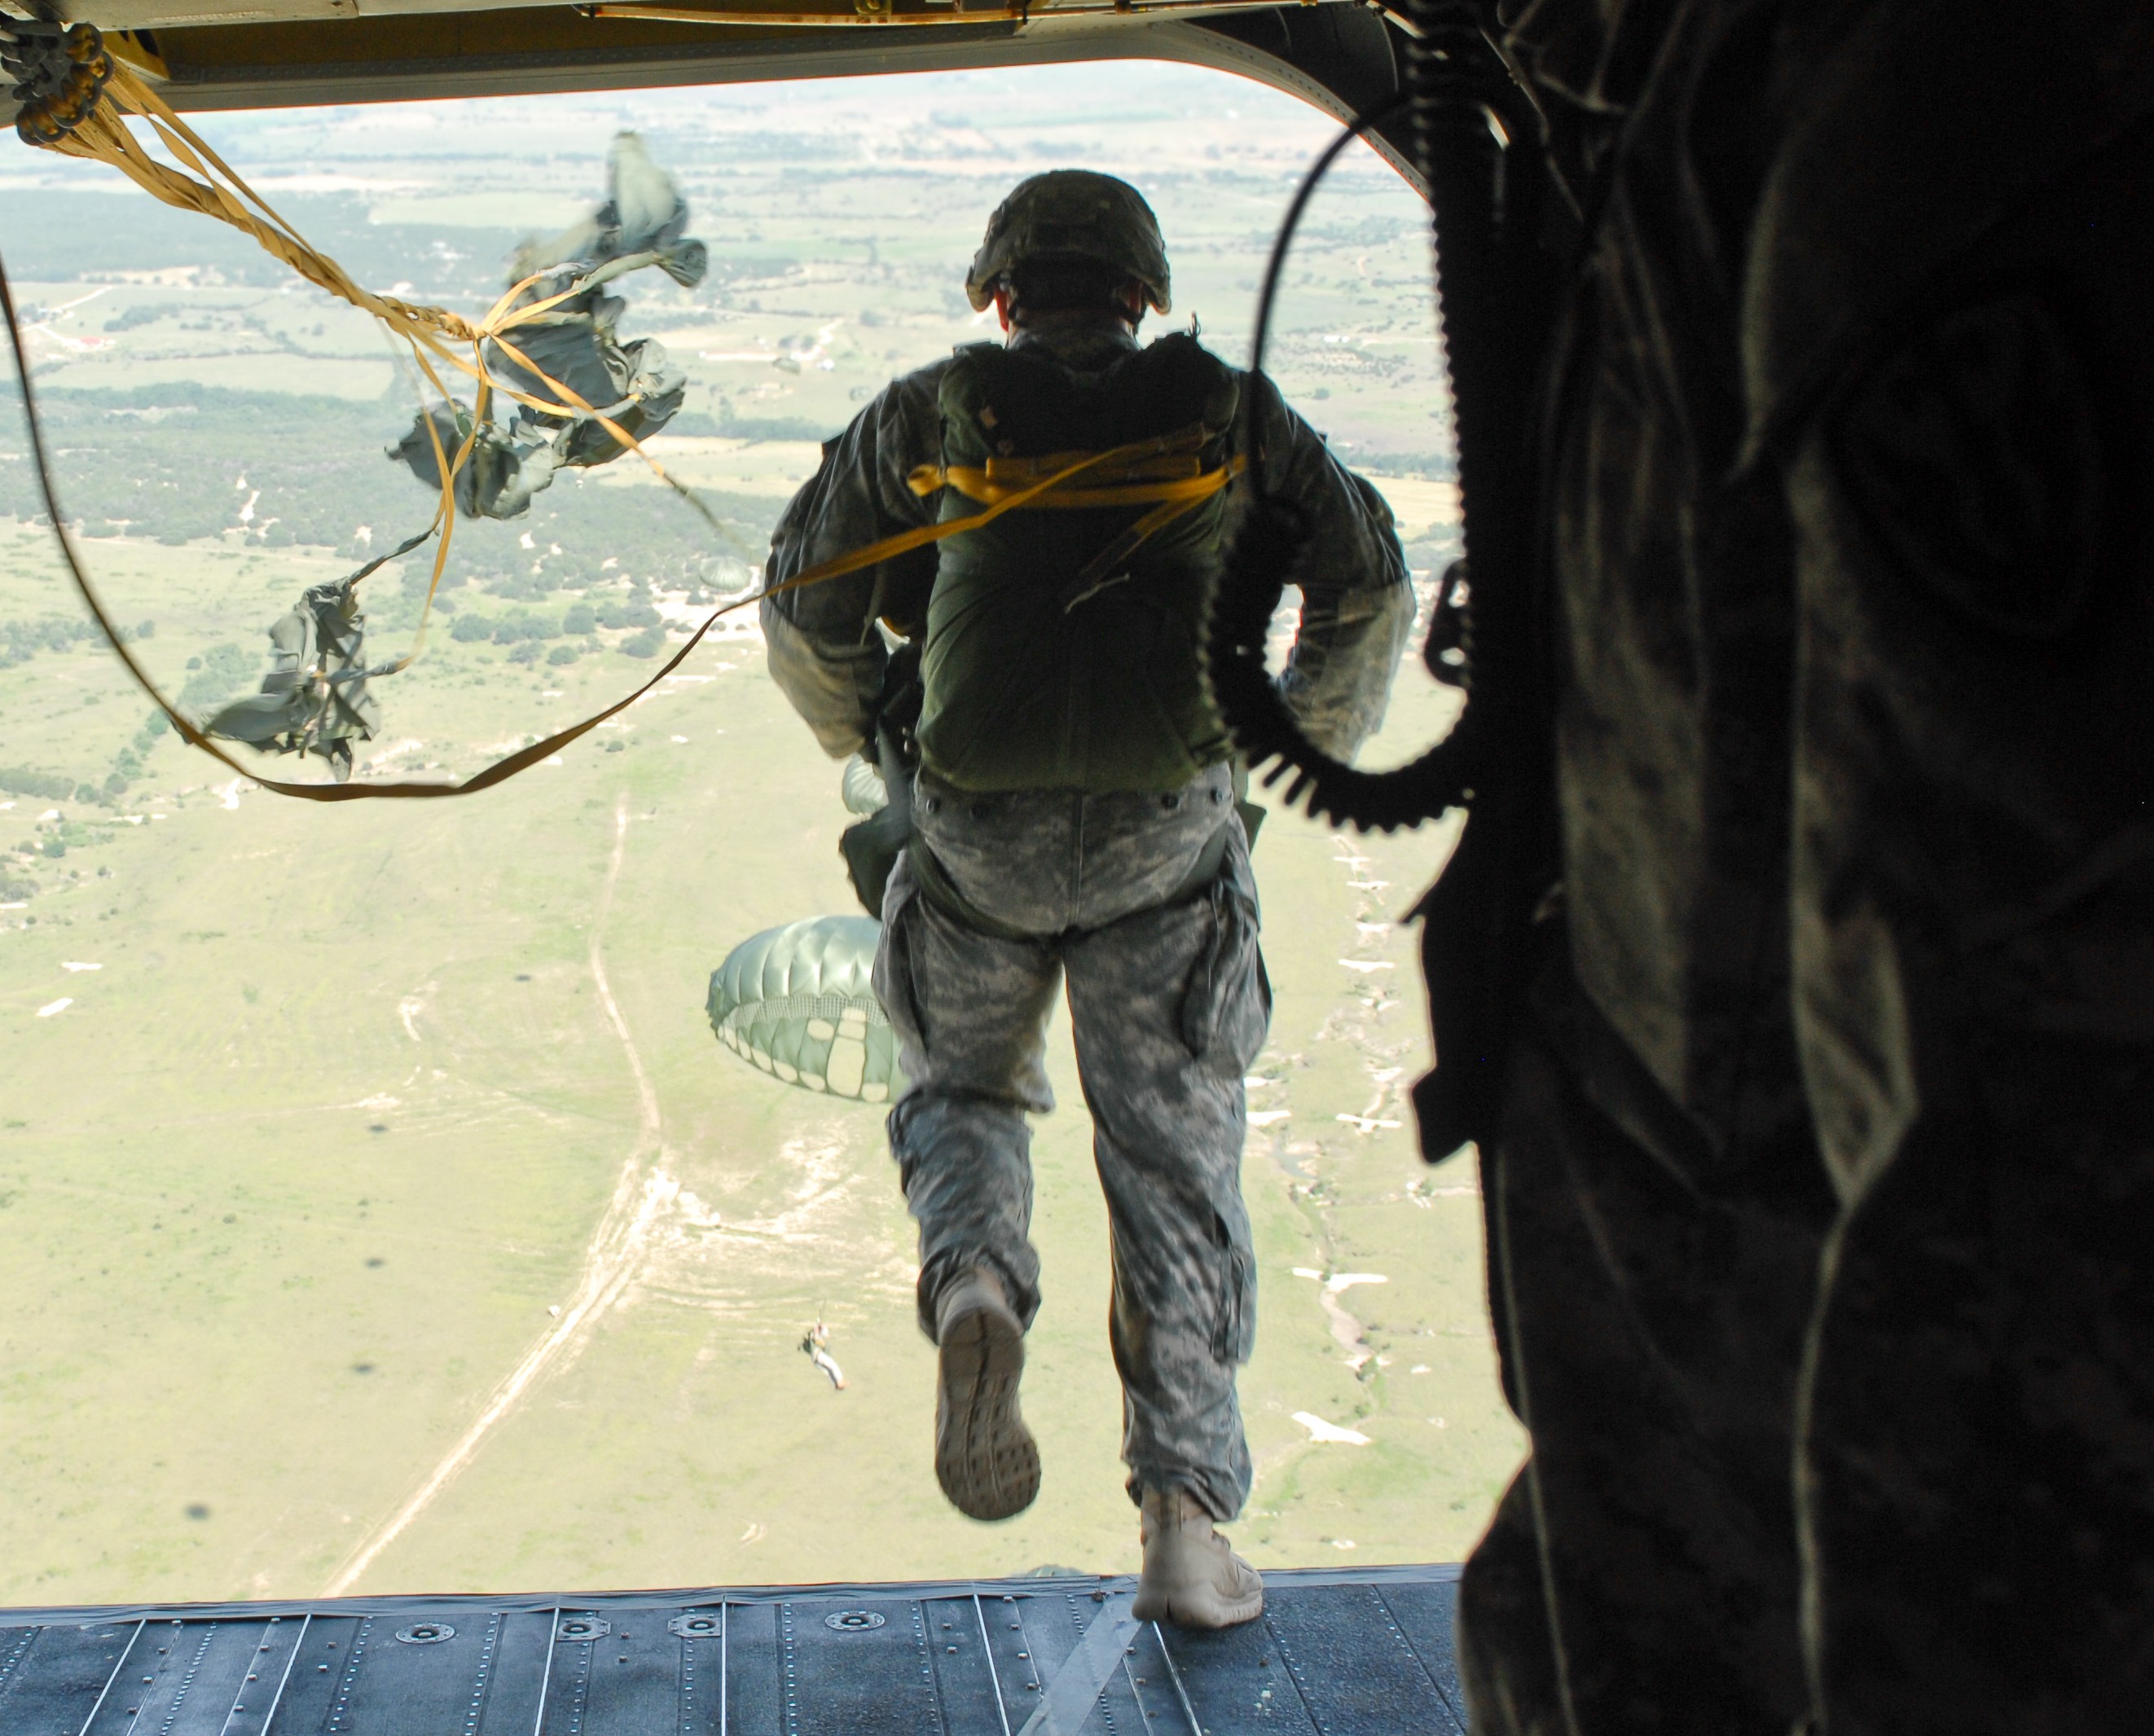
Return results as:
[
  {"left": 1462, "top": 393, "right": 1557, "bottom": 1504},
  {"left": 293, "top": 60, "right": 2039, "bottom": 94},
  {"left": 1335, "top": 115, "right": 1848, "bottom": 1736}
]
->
[
  {"left": 1240, "top": 372, "right": 1415, "bottom": 763},
  {"left": 762, "top": 360, "right": 947, "bottom": 758}
]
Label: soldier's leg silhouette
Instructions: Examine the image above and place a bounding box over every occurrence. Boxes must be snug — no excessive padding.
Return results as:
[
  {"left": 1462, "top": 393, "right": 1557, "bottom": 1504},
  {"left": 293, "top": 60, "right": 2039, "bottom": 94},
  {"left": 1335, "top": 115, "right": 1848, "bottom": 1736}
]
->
[{"left": 1457, "top": 1003, "right": 1832, "bottom": 1736}]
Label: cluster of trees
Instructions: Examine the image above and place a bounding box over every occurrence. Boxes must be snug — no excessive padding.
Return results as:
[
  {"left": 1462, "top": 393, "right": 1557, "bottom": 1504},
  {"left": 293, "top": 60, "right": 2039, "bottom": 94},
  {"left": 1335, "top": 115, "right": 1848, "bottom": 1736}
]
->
[
  {"left": 0, "top": 386, "right": 783, "bottom": 582},
  {"left": 2, "top": 615, "right": 154, "bottom": 670},
  {"left": 446, "top": 605, "right": 561, "bottom": 644},
  {"left": 0, "top": 637, "right": 250, "bottom": 827},
  {"left": 696, "top": 403, "right": 832, "bottom": 443},
  {"left": 0, "top": 388, "right": 419, "bottom": 547},
  {"left": 2, "top": 705, "right": 177, "bottom": 811},
  {"left": 437, "top": 589, "right": 673, "bottom": 661},
  {"left": 433, "top": 478, "right": 773, "bottom": 601},
  {"left": 0, "top": 766, "right": 74, "bottom": 801},
  {"left": 0, "top": 189, "right": 529, "bottom": 297},
  {"left": 103, "top": 710, "right": 170, "bottom": 798},
  {"left": 0, "top": 613, "right": 171, "bottom": 816},
  {"left": 101, "top": 302, "right": 187, "bottom": 333},
  {"left": 178, "top": 644, "right": 260, "bottom": 712}
]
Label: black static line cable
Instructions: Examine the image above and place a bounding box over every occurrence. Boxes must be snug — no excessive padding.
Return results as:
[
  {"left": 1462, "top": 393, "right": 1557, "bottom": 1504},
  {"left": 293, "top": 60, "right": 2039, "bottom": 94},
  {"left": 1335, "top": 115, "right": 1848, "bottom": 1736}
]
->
[
  {"left": 2, "top": 252, "right": 231, "bottom": 772},
  {"left": 1205, "top": 89, "right": 1479, "bottom": 833},
  {"left": 1246, "top": 90, "right": 1414, "bottom": 389}
]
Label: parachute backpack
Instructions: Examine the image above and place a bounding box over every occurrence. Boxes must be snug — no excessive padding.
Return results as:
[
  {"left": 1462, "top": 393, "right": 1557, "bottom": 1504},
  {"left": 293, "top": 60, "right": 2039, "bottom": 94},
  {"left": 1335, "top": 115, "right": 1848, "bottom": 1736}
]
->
[
  {"left": 200, "top": 578, "right": 393, "bottom": 782},
  {"left": 908, "top": 333, "right": 1245, "bottom": 794},
  {"left": 386, "top": 132, "right": 706, "bottom": 524}
]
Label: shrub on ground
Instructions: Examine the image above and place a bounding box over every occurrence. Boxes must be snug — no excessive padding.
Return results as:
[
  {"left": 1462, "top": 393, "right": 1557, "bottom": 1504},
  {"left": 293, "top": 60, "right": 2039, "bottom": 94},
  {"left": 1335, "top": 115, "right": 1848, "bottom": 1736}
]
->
[
  {"left": 490, "top": 609, "right": 561, "bottom": 644},
  {"left": 599, "top": 600, "right": 661, "bottom": 631},
  {"left": 0, "top": 767, "right": 73, "bottom": 799}
]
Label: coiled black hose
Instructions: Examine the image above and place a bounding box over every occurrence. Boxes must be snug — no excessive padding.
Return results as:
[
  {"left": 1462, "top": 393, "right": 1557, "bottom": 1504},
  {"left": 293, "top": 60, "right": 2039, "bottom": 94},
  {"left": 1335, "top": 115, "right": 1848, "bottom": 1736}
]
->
[
  {"left": 1203, "top": 0, "right": 1562, "bottom": 1150},
  {"left": 1202, "top": 2, "right": 1544, "bottom": 835}
]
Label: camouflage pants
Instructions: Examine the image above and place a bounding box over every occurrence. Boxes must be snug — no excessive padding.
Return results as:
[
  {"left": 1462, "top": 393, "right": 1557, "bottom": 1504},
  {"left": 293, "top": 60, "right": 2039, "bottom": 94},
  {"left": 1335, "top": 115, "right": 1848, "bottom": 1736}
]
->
[{"left": 873, "top": 762, "right": 1270, "bottom": 1520}]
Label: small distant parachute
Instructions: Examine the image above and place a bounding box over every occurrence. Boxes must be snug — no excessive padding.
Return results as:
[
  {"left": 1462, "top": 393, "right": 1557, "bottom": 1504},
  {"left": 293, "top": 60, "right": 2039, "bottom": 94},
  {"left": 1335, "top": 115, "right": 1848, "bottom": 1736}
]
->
[{"left": 708, "top": 916, "right": 901, "bottom": 1102}]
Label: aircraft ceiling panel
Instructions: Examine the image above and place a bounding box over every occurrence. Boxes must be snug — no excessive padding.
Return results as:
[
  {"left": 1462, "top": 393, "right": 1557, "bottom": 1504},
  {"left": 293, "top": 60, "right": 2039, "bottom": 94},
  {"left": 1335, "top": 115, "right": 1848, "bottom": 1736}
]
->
[
  {"left": 48, "top": 0, "right": 1365, "bottom": 38},
  {"left": 7, "top": 0, "right": 1413, "bottom": 187}
]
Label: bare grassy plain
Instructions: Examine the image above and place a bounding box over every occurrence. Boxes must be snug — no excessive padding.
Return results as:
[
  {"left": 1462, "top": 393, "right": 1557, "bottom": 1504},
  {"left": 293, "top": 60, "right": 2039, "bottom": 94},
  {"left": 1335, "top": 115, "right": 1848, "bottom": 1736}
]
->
[{"left": 0, "top": 61, "right": 1514, "bottom": 1605}]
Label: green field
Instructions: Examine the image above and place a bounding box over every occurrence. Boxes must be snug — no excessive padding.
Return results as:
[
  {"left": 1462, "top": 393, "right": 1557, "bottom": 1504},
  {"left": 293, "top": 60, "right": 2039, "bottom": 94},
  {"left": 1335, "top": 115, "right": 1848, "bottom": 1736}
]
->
[{"left": 0, "top": 61, "right": 1513, "bottom": 1606}]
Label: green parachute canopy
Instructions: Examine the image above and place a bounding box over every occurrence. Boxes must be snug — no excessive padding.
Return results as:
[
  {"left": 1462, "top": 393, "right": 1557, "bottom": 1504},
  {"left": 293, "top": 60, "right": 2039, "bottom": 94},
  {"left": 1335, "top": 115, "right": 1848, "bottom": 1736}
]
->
[{"left": 707, "top": 915, "right": 901, "bottom": 1102}]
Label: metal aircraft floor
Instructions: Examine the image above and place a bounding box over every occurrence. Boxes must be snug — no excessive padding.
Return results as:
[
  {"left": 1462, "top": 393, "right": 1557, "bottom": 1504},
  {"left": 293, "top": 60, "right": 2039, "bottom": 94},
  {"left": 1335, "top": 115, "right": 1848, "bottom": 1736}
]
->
[{"left": 0, "top": 1564, "right": 1464, "bottom": 1735}]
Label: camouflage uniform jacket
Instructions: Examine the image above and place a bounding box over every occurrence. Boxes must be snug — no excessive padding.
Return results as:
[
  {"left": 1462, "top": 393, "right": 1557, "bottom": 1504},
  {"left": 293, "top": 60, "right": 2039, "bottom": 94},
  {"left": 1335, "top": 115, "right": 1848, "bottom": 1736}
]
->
[{"left": 761, "top": 322, "right": 1413, "bottom": 771}]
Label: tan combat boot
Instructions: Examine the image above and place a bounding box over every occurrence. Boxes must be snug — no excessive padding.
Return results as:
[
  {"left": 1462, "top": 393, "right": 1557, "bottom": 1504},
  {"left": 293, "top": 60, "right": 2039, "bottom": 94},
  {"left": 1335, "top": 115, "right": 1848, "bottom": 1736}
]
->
[
  {"left": 934, "top": 1268, "right": 1040, "bottom": 1521},
  {"left": 1131, "top": 1486, "right": 1266, "bottom": 1628}
]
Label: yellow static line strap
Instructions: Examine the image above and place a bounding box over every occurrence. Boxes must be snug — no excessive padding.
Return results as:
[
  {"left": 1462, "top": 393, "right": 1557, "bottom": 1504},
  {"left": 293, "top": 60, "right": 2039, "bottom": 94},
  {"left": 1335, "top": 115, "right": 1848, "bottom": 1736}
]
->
[
  {"left": 7, "top": 64, "right": 780, "bottom": 801},
  {"left": 908, "top": 426, "right": 1242, "bottom": 511},
  {"left": 769, "top": 430, "right": 1222, "bottom": 592},
  {"left": 906, "top": 437, "right": 1248, "bottom": 604},
  {"left": 909, "top": 462, "right": 1241, "bottom": 509}
]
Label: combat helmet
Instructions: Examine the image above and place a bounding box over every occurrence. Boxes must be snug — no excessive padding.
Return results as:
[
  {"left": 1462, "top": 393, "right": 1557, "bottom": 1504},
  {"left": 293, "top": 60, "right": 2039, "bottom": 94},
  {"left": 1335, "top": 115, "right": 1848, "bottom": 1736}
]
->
[{"left": 965, "top": 170, "right": 1172, "bottom": 316}]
